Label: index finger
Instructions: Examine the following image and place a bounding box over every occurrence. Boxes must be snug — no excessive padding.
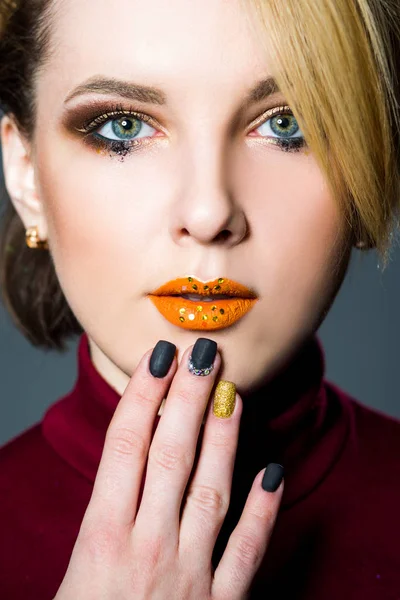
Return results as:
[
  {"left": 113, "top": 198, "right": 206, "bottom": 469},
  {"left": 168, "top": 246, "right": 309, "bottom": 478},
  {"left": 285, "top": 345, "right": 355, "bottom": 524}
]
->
[{"left": 83, "top": 343, "right": 178, "bottom": 531}]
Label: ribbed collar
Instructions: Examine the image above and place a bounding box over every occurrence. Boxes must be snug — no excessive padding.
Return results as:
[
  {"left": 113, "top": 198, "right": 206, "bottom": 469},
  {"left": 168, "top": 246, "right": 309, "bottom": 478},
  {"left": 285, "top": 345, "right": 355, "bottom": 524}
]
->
[{"left": 42, "top": 333, "right": 350, "bottom": 509}]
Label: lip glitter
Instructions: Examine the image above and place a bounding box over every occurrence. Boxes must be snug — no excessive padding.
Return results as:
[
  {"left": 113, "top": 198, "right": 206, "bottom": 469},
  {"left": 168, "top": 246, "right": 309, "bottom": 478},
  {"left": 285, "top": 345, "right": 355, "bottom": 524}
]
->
[
  {"left": 148, "top": 295, "right": 257, "bottom": 330},
  {"left": 148, "top": 277, "right": 258, "bottom": 331}
]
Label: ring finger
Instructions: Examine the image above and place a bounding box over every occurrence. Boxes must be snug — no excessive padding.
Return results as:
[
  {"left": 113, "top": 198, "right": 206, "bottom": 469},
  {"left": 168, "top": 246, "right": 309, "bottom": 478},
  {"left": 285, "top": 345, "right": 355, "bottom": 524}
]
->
[{"left": 178, "top": 380, "right": 241, "bottom": 571}]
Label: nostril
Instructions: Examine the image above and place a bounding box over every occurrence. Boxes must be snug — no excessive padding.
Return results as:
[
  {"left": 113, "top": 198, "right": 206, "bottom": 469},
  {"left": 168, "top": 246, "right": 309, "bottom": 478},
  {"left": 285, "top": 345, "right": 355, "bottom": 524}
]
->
[{"left": 215, "top": 230, "right": 231, "bottom": 243}]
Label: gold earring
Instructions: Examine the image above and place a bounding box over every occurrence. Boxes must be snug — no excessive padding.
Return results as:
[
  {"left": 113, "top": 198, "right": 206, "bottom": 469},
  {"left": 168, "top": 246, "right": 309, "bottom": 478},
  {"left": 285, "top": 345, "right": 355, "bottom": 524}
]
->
[{"left": 25, "top": 226, "right": 49, "bottom": 250}]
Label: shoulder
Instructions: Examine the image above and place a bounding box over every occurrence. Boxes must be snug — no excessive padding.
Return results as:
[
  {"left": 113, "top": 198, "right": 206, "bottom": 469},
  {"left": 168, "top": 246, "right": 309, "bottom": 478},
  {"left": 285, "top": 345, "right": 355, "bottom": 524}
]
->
[
  {"left": 352, "top": 396, "right": 400, "bottom": 441},
  {"left": 314, "top": 382, "right": 400, "bottom": 581},
  {"left": 0, "top": 421, "right": 89, "bottom": 508},
  {"left": 0, "top": 423, "right": 46, "bottom": 476},
  {"left": 326, "top": 378, "right": 400, "bottom": 456},
  {"left": 0, "top": 421, "right": 91, "bottom": 556},
  {"left": 0, "top": 425, "right": 88, "bottom": 597},
  {"left": 0, "top": 423, "right": 65, "bottom": 511},
  {"left": 324, "top": 379, "right": 400, "bottom": 507}
]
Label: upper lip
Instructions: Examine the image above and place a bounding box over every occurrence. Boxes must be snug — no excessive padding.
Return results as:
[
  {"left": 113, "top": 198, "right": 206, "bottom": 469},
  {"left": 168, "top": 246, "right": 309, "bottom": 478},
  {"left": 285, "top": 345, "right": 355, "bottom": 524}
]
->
[{"left": 149, "top": 277, "right": 258, "bottom": 298}]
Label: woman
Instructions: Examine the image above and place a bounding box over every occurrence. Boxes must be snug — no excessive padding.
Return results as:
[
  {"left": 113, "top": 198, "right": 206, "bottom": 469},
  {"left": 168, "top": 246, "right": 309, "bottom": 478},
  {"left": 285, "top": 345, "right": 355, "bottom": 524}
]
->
[{"left": 0, "top": 0, "right": 399, "bottom": 597}]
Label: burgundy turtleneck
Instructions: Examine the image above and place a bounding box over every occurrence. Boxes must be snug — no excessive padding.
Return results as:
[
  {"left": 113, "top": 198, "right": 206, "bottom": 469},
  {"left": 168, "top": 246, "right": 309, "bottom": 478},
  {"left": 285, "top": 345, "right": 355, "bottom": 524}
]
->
[{"left": 1, "top": 332, "right": 399, "bottom": 599}]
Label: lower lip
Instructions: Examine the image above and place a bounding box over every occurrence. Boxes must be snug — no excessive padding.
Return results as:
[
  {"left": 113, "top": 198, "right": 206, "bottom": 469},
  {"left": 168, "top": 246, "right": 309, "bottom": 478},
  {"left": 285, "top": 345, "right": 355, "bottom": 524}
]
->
[{"left": 148, "top": 295, "right": 258, "bottom": 330}]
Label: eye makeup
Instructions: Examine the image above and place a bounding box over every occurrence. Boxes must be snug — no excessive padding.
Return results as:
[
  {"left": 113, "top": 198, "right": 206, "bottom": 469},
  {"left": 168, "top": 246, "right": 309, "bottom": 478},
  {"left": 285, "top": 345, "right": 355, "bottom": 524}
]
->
[
  {"left": 248, "top": 104, "right": 307, "bottom": 152},
  {"left": 65, "top": 100, "right": 307, "bottom": 158},
  {"left": 64, "top": 101, "right": 161, "bottom": 158}
]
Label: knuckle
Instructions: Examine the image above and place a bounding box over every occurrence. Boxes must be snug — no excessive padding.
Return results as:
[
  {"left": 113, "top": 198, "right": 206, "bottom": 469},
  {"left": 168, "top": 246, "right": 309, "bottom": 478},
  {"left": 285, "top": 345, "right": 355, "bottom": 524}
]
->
[
  {"left": 208, "top": 428, "right": 231, "bottom": 449},
  {"left": 80, "top": 522, "right": 122, "bottom": 563},
  {"left": 232, "top": 529, "right": 261, "bottom": 569},
  {"left": 107, "top": 426, "right": 148, "bottom": 462},
  {"left": 185, "top": 484, "right": 227, "bottom": 516},
  {"left": 149, "top": 441, "right": 186, "bottom": 472},
  {"left": 175, "top": 386, "right": 197, "bottom": 406},
  {"left": 136, "top": 533, "right": 165, "bottom": 569},
  {"left": 133, "top": 387, "right": 155, "bottom": 407},
  {"left": 250, "top": 498, "right": 276, "bottom": 521}
]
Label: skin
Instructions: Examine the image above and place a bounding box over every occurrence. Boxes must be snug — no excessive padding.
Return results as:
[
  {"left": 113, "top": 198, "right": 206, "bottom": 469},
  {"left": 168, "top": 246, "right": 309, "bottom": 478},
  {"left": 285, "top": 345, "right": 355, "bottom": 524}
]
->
[{"left": 1, "top": 0, "right": 353, "bottom": 411}]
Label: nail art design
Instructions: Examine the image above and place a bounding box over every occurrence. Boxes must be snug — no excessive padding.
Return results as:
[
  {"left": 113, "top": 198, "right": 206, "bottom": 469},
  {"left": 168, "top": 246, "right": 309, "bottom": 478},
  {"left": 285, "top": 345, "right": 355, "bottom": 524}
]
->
[
  {"left": 213, "top": 380, "right": 236, "bottom": 418},
  {"left": 188, "top": 338, "right": 217, "bottom": 376}
]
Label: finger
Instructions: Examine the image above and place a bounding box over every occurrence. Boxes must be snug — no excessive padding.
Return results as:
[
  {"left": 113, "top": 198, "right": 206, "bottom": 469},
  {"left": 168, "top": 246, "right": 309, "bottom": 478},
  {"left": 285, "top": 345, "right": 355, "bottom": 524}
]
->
[
  {"left": 133, "top": 340, "right": 221, "bottom": 543},
  {"left": 178, "top": 383, "right": 242, "bottom": 573},
  {"left": 211, "top": 465, "right": 284, "bottom": 600},
  {"left": 82, "top": 344, "right": 178, "bottom": 533}
]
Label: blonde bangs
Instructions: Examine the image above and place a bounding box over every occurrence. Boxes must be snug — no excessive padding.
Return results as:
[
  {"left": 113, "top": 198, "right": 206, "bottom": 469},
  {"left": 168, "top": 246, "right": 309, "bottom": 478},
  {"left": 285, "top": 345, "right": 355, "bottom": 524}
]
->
[{"left": 243, "top": 0, "right": 400, "bottom": 271}]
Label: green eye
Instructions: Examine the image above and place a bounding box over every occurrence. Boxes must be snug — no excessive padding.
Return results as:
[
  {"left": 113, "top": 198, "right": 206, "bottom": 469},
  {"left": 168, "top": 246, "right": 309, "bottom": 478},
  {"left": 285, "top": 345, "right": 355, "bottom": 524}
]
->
[
  {"left": 269, "top": 114, "right": 299, "bottom": 138},
  {"left": 111, "top": 117, "right": 142, "bottom": 140},
  {"left": 94, "top": 115, "right": 156, "bottom": 142}
]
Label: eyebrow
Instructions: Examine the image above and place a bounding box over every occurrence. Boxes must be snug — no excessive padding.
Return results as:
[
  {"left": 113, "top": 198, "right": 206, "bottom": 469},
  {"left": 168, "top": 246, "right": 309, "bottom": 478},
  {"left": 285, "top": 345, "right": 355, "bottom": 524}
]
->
[{"left": 63, "top": 75, "right": 281, "bottom": 109}]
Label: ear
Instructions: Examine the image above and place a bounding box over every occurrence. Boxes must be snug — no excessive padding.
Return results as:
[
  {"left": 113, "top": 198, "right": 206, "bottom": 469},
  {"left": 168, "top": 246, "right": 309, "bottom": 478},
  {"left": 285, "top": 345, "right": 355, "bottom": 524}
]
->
[{"left": 0, "top": 114, "right": 48, "bottom": 241}]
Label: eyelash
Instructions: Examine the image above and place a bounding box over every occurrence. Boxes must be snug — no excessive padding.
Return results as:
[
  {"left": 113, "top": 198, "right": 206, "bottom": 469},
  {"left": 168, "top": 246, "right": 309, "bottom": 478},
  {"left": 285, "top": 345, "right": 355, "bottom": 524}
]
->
[{"left": 76, "top": 102, "right": 307, "bottom": 157}]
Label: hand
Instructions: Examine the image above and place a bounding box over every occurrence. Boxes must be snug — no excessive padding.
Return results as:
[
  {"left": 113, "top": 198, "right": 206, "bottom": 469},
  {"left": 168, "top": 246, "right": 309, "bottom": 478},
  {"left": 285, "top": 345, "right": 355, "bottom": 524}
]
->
[{"left": 54, "top": 338, "right": 284, "bottom": 600}]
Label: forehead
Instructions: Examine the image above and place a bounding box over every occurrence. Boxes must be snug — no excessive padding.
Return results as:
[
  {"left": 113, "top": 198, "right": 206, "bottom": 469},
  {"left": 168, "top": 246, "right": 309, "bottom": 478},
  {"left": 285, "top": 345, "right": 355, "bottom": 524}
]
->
[{"left": 41, "top": 0, "right": 273, "bottom": 102}]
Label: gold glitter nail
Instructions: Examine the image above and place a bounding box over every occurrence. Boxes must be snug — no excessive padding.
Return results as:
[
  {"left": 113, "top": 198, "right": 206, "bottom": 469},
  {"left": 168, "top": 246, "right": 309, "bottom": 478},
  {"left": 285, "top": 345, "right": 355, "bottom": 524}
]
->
[
  {"left": 213, "top": 380, "right": 236, "bottom": 418},
  {"left": 218, "top": 278, "right": 224, "bottom": 284}
]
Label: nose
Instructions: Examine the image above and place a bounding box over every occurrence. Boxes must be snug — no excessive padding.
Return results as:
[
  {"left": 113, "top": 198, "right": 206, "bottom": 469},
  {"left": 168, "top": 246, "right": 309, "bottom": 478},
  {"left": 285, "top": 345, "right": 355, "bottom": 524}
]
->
[{"left": 170, "top": 151, "right": 248, "bottom": 247}]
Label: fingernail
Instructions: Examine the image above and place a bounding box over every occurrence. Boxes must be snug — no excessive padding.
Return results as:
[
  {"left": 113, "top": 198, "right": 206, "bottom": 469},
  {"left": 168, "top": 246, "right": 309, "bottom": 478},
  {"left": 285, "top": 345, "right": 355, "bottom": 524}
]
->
[
  {"left": 188, "top": 337, "right": 217, "bottom": 376},
  {"left": 261, "top": 463, "right": 284, "bottom": 492},
  {"left": 149, "top": 340, "right": 176, "bottom": 378},
  {"left": 213, "top": 380, "right": 236, "bottom": 418}
]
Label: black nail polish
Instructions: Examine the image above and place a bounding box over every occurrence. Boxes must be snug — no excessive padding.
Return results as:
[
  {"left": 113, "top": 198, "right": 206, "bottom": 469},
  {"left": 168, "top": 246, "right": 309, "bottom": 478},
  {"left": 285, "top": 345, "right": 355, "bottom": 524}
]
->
[
  {"left": 262, "top": 463, "right": 284, "bottom": 492},
  {"left": 149, "top": 340, "right": 176, "bottom": 378},
  {"left": 188, "top": 338, "right": 217, "bottom": 376}
]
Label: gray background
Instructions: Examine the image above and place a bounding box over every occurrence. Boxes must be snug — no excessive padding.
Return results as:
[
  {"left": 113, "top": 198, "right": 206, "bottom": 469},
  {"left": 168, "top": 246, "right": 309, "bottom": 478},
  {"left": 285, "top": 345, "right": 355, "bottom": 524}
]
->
[{"left": 1, "top": 144, "right": 399, "bottom": 448}]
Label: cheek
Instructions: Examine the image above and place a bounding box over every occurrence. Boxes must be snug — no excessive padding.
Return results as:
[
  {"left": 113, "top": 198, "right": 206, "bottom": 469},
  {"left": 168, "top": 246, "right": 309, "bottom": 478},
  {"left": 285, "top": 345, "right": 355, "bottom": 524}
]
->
[
  {"left": 34, "top": 141, "right": 170, "bottom": 310},
  {"left": 37, "top": 147, "right": 151, "bottom": 240},
  {"left": 242, "top": 149, "right": 349, "bottom": 314}
]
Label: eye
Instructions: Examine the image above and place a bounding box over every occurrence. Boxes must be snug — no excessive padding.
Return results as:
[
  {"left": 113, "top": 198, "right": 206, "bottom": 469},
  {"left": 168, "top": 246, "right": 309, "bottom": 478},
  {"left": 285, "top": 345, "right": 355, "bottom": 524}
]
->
[
  {"left": 254, "top": 111, "right": 303, "bottom": 140},
  {"left": 95, "top": 116, "right": 157, "bottom": 142},
  {"left": 248, "top": 106, "right": 306, "bottom": 153}
]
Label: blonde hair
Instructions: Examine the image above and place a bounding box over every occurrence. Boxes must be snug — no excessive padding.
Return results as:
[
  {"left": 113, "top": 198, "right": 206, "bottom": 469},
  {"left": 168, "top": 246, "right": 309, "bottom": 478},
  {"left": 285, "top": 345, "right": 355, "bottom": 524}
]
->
[{"left": 243, "top": 0, "right": 400, "bottom": 271}]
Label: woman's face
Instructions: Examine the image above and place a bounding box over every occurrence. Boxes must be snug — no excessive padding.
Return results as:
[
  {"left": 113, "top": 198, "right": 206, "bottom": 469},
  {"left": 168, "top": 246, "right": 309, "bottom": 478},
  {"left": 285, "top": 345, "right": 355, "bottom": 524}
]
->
[{"left": 4, "top": 0, "right": 353, "bottom": 397}]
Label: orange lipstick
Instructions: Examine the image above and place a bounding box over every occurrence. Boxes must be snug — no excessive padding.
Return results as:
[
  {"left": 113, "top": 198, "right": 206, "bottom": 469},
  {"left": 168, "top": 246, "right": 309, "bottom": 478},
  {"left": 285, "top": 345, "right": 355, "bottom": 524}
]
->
[{"left": 148, "top": 276, "right": 258, "bottom": 331}]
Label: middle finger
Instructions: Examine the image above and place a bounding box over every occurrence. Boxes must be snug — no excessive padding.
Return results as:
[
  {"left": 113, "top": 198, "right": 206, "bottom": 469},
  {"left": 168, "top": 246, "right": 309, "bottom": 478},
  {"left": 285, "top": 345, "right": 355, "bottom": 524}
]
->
[{"left": 133, "top": 338, "right": 220, "bottom": 538}]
